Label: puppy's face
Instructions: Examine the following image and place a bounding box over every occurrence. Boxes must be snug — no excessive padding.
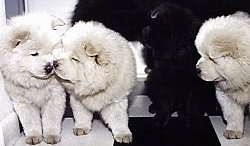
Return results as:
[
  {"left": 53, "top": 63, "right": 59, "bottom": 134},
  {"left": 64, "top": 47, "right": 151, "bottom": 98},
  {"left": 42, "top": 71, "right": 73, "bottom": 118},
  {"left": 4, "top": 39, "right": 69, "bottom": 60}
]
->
[
  {"left": 196, "top": 54, "right": 223, "bottom": 82},
  {"left": 195, "top": 33, "right": 239, "bottom": 82},
  {"left": 54, "top": 41, "right": 110, "bottom": 91},
  {"left": 7, "top": 31, "right": 55, "bottom": 78},
  {"left": 53, "top": 42, "right": 96, "bottom": 84},
  {"left": 195, "top": 16, "right": 250, "bottom": 84},
  {"left": 196, "top": 39, "right": 248, "bottom": 83},
  {"left": 53, "top": 22, "right": 113, "bottom": 96},
  {"left": 0, "top": 13, "right": 65, "bottom": 82},
  {"left": 142, "top": 2, "right": 199, "bottom": 72}
]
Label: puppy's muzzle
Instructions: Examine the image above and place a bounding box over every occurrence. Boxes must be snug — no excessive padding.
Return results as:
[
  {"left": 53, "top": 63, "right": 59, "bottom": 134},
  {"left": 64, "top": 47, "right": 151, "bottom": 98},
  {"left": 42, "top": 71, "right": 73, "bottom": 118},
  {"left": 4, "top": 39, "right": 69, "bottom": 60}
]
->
[
  {"left": 196, "top": 68, "right": 201, "bottom": 75},
  {"left": 53, "top": 60, "right": 59, "bottom": 69},
  {"left": 44, "top": 63, "right": 54, "bottom": 75}
]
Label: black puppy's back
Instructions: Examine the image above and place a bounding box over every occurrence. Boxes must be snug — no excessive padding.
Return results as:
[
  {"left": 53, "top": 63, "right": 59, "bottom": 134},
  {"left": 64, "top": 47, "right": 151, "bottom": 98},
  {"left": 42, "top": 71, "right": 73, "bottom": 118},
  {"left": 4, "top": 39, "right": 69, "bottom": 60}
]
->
[{"left": 71, "top": 0, "right": 167, "bottom": 41}]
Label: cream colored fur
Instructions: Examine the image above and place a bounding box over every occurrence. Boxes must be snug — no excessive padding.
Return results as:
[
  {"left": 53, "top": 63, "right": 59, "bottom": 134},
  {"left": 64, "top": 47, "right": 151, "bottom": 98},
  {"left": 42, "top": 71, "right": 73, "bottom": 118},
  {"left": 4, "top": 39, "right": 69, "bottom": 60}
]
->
[
  {"left": 195, "top": 12, "right": 250, "bottom": 139},
  {"left": 0, "top": 13, "right": 66, "bottom": 145},
  {"left": 54, "top": 21, "right": 136, "bottom": 143}
]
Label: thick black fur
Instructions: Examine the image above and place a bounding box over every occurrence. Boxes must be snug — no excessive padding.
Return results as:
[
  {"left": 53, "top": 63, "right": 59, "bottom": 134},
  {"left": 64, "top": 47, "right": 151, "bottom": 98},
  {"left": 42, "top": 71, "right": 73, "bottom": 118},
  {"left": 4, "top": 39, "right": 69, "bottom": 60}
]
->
[
  {"left": 164, "top": 0, "right": 250, "bottom": 20},
  {"left": 71, "top": 0, "right": 250, "bottom": 41},
  {"left": 71, "top": 0, "right": 165, "bottom": 41},
  {"left": 142, "top": 2, "right": 216, "bottom": 127}
]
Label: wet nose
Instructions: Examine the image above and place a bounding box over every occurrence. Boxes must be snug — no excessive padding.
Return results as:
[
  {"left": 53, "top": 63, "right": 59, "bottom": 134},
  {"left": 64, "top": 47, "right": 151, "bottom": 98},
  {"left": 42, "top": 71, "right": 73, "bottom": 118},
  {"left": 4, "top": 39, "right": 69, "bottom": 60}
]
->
[
  {"left": 44, "top": 63, "right": 53, "bottom": 74},
  {"left": 144, "top": 67, "right": 152, "bottom": 74},
  {"left": 196, "top": 68, "right": 201, "bottom": 75},
  {"left": 53, "top": 60, "right": 59, "bottom": 68}
]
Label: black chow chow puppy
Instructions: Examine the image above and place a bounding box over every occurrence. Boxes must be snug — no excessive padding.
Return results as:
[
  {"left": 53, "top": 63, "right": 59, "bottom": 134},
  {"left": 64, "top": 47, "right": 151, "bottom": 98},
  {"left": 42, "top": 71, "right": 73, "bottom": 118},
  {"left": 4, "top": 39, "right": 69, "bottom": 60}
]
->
[{"left": 142, "top": 2, "right": 216, "bottom": 127}]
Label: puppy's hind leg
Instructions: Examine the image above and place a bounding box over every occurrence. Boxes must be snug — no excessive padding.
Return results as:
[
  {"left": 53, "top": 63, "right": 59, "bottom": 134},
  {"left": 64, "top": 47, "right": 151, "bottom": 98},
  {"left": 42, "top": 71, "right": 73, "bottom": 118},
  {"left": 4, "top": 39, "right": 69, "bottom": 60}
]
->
[
  {"left": 216, "top": 89, "right": 244, "bottom": 139},
  {"left": 70, "top": 95, "right": 93, "bottom": 136},
  {"left": 42, "top": 91, "right": 66, "bottom": 144},
  {"left": 13, "top": 102, "right": 43, "bottom": 145},
  {"left": 101, "top": 98, "right": 132, "bottom": 143}
]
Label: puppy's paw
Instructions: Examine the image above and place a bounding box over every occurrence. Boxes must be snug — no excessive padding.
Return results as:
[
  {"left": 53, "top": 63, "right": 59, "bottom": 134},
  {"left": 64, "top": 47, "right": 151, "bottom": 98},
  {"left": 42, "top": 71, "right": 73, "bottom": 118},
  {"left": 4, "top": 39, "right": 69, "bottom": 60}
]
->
[
  {"left": 25, "top": 136, "right": 43, "bottom": 145},
  {"left": 114, "top": 130, "right": 132, "bottom": 143},
  {"left": 223, "top": 130, "right": 243, "bottom": 139},
  {"left": 73, "top": 127, "right": 91, "bottom": 136},
  {"left": 44, "top": 135, "right": 61, "bottom": 144},
  {"left": 154, "top": 114, "right": 171, "bottom": 128},
  {"left": 148, "top": 104, "right": 157, "bottom": 114}
]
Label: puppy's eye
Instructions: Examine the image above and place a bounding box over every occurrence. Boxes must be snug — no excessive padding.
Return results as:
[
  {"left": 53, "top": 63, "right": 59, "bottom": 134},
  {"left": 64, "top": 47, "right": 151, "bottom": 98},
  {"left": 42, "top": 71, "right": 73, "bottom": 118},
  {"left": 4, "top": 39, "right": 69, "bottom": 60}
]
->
[
  {"left": 209, "top": 57, "right": 218, "bottom": 64},
  {"left": 15, "top": 40, "right": 21, "bottom": 46},
  {"left": 30, "top": 52, "right": 39, "bottom": 56},
  {"left": 71, "top": 57, "right": 80, "bottom": 62}
]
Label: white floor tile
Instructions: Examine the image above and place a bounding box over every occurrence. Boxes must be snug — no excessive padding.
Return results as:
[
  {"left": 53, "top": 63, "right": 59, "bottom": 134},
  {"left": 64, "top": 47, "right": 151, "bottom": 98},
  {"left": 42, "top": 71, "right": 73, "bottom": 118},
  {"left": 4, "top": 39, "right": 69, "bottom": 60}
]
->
[
  {"left": 14, "top": 119, "right": 114, "bottom": 146},
  {"left": 210, "top": 116, "right": 250, "bottom": 146}
]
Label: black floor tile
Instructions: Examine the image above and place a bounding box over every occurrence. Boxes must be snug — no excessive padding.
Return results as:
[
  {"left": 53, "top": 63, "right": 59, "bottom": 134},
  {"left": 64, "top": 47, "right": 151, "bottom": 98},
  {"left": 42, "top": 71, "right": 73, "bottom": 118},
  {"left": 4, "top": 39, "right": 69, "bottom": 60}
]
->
[{"left": 114, "top": 117, "right": 220, "bottom": 146}]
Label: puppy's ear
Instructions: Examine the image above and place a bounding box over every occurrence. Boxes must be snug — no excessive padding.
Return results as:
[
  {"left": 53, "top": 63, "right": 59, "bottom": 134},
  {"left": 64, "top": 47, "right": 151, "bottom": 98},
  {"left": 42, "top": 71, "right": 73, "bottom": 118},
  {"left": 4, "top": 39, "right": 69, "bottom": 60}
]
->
[
  {"left": 151, "top": 9, "right": 159, "bottom": 19},
  {"left": 84, "top": 43, "right": 100, "bottom": 57},
  {"left": 95, "top": 55, "right": 110, "bottom": 66},
  {"left": 209, "top": 39, "right": 236, "bottom": 58},
  {"left": 51, "top": 15, "right": 65, "bottom": 29},
  {"left": 12, "top": 31, "right": 30, "bottom": 48},
  {"left": 83, "top": 43, "right": 110, "bottom": 65}
]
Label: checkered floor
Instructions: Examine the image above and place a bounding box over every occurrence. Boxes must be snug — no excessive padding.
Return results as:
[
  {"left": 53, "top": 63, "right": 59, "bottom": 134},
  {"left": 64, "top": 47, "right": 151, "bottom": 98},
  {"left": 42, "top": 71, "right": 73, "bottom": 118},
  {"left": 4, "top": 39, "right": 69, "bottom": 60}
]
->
[{"left": 12, "top": 94, "right": 250, "bottom": 146}]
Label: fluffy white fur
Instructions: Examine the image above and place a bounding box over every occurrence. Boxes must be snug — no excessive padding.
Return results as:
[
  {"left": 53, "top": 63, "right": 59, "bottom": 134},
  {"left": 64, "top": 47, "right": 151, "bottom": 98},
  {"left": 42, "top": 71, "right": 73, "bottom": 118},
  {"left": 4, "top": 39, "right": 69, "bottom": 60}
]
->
[
  {"left": 195, "top": 12, "right": 250, "bottom": 139},
  {"left": 0, "top": 13, "right": 66, "bottom": 145},
  {"left": 54, "top": 21, "right": 136, "bottom": 143}
]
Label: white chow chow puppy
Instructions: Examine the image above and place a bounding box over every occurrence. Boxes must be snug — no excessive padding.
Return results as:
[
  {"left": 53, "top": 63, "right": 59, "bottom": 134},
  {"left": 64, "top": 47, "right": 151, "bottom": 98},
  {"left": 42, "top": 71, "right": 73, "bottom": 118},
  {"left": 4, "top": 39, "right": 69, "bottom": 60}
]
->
[
  {"left": 0, "top": 13, "right": 66, "bottom": 145},
  {"left": 195, "top": 12, "right": 250, "bottom": 139},
  {"left": 53, "top": 21, "right": 136, "bottom": 143}
]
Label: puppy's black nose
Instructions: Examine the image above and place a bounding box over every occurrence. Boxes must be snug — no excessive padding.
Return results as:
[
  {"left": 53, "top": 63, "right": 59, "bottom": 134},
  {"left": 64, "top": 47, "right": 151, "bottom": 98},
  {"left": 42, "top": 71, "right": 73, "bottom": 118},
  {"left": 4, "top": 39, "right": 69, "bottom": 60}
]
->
[
  {"left": 144, "top": 67, "right": 152, "bottom": 74},
  {"left": 196, "top": 68, "right": 201, "bottom": 75},
  {"left": 53, "top": 60, "right": 59, "bottom": 69},
  {"left": 45, "top": 63, "right": 53, "bottom": 74}
]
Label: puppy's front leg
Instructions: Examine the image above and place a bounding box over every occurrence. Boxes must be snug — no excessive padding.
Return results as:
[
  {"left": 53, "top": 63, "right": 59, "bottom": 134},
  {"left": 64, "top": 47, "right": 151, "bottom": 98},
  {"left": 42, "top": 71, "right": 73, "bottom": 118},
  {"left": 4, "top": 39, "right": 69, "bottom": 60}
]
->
[
  {"left": 101, "top": 98, "right": 132, "bottom": 143},
  {"left": 70, "top": 95, "right": 93, "bottom": 135},
  {"left": 42, "top": 94, "right": 66, "bottom": 144},
  {"left": 216, "top": 89, "right": 244, "bottom": 139},
  {"left": 13, "top": 102, "right": 42, "bottom": 145}
]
